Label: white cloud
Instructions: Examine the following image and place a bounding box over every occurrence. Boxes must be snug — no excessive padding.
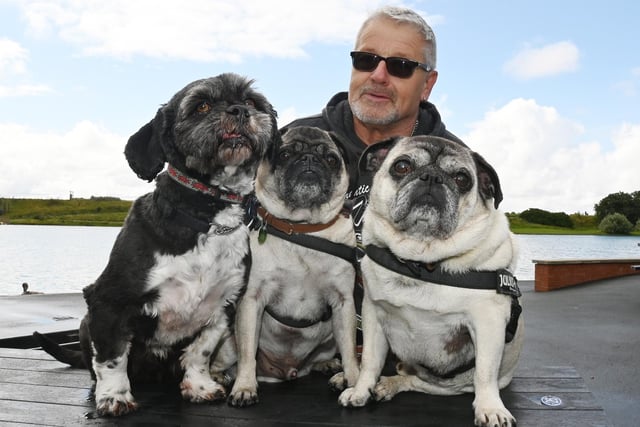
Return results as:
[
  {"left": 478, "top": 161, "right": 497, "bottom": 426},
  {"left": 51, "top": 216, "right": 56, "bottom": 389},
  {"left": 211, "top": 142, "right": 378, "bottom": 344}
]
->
[
  {"left": 0, "top": 38, "right": 53, "bottom": 97},
  {"left": 613, "top": 66, "right": 640, "bottom": 97},
  {"left": 503, "top": 41, "right": 580, "bottom": 79},
  {"left": 0, "top": 122, "right": 153, "bottom": 200},
  {"left": 0, "top": 84, "right": 52, "bottom": 97},
  {"left": 4, "top": 100, "right": 637, "bottom": 216},
  {"left": 0, "top": 38, "right": 29, "bottom": 78},
  {"left": 463, "top": 98, "right": 640, "bottom": 214},
  {"left": 16, "top": 0, "right": 396, "bottom": 62},
  {"left": 277, "top": 107, "right": 301, "bottom": 129}
]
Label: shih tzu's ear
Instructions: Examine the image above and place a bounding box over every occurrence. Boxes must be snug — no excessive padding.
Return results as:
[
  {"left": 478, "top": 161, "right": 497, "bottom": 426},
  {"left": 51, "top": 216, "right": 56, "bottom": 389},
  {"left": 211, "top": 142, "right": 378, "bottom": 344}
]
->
[
  {"left": 358, "top": 137, "right": 399, "bottom": 175},
  {"left": 473, "top": 151, "right": 503, "bottom": 209},
  {"left": 124, "top": 108, "right": 168, "bottom": 182}
]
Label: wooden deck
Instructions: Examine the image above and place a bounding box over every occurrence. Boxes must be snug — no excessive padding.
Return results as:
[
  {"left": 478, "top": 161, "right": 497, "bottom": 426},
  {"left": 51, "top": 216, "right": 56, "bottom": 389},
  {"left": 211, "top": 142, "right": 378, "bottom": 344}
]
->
[{"left": 0, "top": 347, "right": 608, "bottom": 426}]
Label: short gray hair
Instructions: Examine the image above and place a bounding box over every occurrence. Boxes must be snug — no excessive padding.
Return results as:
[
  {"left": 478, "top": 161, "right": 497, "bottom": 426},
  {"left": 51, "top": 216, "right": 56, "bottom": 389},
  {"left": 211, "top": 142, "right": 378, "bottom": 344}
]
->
[{"left": 356, "top": 6, "right": 437, "bottom": 70}]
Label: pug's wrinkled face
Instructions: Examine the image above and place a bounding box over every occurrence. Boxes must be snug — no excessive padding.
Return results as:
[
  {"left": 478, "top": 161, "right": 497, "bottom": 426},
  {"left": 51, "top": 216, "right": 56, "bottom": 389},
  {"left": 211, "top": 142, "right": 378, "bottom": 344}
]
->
[
  {"left": 256, "top": 126, "right": 349, "bottom": 218},
  {"left": 170, "top": 73, "right": 277, "bottom": 176},
  {"left": 364, "top": 136, "right": 500, "bottom": 240}
]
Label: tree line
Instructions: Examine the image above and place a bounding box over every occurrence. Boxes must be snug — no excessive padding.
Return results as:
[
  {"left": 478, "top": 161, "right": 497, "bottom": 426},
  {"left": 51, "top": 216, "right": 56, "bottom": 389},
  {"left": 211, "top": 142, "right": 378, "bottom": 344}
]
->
[{"left": 516, "top": 191, "right": 640, "bottom": 234}]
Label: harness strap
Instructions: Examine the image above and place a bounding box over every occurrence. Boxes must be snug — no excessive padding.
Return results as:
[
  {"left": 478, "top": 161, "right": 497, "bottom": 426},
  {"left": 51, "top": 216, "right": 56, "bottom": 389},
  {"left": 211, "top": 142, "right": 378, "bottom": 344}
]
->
[
  {"left": 420, "top": 358, "right": 477, "bottom": 379},
  {"left": 365, "top": 244, "right": 522, "bottom": 344},
  {"left": 265, "top": 305, "right": 332, "bottom": 329},
  {"left": 257, "top": 206, "right": 342, "bottom": 234},
  {"left": 365, "top": 245, "right": 519, "bottom": 294},
  {"left": 264, "top": 226, "right": 358, "bottom": 265}
]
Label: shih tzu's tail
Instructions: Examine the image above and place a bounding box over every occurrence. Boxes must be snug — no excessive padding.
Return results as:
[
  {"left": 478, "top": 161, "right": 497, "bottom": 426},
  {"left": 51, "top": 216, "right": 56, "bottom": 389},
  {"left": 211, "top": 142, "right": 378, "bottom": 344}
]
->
[{"left": 32, "top": 331, "right": 87, "bottom": 369}]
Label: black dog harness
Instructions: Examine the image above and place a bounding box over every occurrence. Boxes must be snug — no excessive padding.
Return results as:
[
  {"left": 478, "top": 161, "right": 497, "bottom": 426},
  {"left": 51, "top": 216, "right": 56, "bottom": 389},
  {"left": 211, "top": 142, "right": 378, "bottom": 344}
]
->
[
  {"left": 252, "top": 205, "right": 359, "bottom": 265},
  {"left": 365, "top": 244, "right": 522, "bottom": 379},
  {"left": 252, "top": 204, "right": 358, "bottom": 328},
  {"left": 364, "top": 244, "right": 522, "bottom": 343}
]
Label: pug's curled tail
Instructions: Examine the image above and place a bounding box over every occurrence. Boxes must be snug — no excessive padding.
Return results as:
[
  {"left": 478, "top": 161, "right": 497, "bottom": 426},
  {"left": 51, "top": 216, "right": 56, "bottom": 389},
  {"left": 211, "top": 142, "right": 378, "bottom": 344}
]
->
[{"left": 32, "top": 331, "right": 87, "bottom": 368}]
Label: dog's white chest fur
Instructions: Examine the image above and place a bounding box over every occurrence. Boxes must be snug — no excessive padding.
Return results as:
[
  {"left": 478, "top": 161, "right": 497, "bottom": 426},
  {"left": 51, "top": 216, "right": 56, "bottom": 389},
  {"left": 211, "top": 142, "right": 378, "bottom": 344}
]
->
[{"left": 143, "top": 208, "right": 249, "bottom": 348}]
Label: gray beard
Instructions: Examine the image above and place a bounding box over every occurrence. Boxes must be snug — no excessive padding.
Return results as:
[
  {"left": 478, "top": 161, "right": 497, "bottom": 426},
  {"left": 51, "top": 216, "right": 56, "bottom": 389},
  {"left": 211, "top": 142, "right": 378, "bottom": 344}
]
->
[{"left": 350, "top": 101, "right": 399, "bottom": 126}]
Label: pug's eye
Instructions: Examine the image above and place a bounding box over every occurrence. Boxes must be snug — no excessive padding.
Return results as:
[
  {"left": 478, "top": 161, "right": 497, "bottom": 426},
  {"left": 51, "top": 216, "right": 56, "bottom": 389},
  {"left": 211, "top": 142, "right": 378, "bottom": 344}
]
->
[
  {"left": 196, "top": 102, "right": 212, "bottom": 114},
  {"left": 392, "top": 159, "right": 413, "bottom": 176},
  {"left": 245, "top": 99, "right": 256, "bottom": 107},
  {"left": 326, "top": 153, "right": 339, "bottom": 168},
  {"left": 278, "top": 150, "right": 291, "bottom": 162},
  {"left": 453, "top": 172, "right": 472, "bottom": 191}
]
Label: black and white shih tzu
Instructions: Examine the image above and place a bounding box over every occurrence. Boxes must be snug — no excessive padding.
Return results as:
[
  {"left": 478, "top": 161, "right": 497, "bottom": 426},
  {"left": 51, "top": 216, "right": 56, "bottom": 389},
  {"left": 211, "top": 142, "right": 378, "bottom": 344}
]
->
[{"left": 34, "top": 73, "right": 279, "bottom": 417}]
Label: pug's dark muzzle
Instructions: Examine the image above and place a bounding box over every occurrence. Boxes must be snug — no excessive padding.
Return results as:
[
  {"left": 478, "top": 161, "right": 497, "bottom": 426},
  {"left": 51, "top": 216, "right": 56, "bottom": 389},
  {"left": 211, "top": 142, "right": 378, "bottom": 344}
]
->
[
  {"left": 280, "top": 151, "right": 334, "bottom": 208},
  {"left": 391, "top": 171, "right": 459, "bottom": 238},
  {"left": 413, "top": 169, "right": 449, "bottom": 208},
  {"left": 292, "top": 153, "right": 324, "bottom": 180}
]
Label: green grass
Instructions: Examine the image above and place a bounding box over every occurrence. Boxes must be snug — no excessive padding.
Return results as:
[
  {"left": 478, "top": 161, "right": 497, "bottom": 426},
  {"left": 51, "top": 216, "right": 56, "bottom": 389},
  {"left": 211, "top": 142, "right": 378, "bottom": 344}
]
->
[
  {"left": 0, "top": 197, "right": 132, "bottom": 227},
  {"left": 1, "top": 198, "right": 638, "bottom": 235},
  {"left": 507, "top": 213, "right": 639, "bottom": 235}
]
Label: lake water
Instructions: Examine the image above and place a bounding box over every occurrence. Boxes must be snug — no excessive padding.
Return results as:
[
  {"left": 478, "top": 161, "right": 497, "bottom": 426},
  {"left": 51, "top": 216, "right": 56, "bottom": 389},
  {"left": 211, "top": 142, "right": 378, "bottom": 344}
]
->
[{"left": 1, "top": 224, "right": 639, "bottom": 295}]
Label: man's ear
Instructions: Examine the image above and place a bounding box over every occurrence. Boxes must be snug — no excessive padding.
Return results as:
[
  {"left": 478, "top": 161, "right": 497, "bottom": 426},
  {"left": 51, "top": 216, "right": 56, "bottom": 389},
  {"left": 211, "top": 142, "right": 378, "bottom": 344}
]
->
[
  {"left": 124, "top": 108, "right": 168, "bottom": 182},
  {"left": 473, "top": 152, "right": 503, "bottom": 209}
]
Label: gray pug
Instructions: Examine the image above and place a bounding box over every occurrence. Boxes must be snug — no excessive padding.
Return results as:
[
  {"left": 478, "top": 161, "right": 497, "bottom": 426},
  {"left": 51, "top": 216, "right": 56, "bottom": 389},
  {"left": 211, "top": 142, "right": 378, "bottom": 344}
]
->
[
  {"left": 229, "top": 126, "right": 359, "bottom": 407},
  {"left": 34, "top": 73, "right": 278, "bottom": 416},
  {"left": 338, "top": 136, "right": 523, "bottom": 427}
]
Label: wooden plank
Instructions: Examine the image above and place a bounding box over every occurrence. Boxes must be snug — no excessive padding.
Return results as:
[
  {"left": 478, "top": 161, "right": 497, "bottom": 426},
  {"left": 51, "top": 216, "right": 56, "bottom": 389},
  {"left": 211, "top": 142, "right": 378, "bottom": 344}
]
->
[
  {"left": 0, "top": 347, "right": 62, "bottom": 360},
  {"left": 515, "top": 365, "right": 580, "bottom": 378},
  {"left": 512, "top": 409, "right": 608, "bottom": 427},
  {"left": 0, "top": 368, "right": 89, "bottom": 388},
  {"left": 0, "top": 348, "right": 608, "bottom": 427},
  {"left": 0, "top": 383, "right": 91, "bottom": 406},
  {"left": 0, "top": 357, "right": 77, "bottom": 371},
  {"left": 507, "top": 377, "right": 588, "bottom": 393}
]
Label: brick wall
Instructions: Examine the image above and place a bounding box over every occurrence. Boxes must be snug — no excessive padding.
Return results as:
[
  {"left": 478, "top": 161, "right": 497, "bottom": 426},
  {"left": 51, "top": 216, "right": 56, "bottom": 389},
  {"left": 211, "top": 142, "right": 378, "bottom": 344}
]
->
[{"left": 534, "top": 259, "right": 640, "bottom": 291}]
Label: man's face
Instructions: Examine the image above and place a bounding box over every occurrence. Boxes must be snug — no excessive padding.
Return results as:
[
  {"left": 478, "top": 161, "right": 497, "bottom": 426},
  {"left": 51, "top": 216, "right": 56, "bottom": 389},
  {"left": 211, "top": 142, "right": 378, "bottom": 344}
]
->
[{"left": 349, "top": 17, "right": 437, "bottom": 127}]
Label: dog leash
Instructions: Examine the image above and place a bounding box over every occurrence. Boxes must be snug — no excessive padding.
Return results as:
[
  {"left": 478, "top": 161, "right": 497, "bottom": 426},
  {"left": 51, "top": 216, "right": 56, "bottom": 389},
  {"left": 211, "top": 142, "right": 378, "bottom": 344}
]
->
[{"left": 364, "top": 244, "right": 521, "bottom": 343}]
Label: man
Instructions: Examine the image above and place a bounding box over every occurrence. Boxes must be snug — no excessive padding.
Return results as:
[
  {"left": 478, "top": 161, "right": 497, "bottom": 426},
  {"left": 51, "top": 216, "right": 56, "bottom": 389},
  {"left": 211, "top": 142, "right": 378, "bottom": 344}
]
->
[
  {"left": 281, "top": 6, "right": 465, "bottom": 343},
  {"left": 282, "top": 6, "right": 464, "bottom": 242}
]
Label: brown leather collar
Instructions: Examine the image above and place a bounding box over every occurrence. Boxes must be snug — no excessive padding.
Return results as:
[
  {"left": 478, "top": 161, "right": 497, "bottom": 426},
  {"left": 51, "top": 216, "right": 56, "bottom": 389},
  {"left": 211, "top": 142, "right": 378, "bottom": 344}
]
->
[{"left": 257, "top": 205, "right": 343, "bottom": 235}]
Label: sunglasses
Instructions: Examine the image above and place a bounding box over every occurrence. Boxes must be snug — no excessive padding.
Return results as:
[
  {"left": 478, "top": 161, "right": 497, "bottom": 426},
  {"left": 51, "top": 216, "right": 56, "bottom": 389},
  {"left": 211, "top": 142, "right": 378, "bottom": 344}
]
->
[{"left": 350, "top": 51, "right": 431, "bottom": 78}]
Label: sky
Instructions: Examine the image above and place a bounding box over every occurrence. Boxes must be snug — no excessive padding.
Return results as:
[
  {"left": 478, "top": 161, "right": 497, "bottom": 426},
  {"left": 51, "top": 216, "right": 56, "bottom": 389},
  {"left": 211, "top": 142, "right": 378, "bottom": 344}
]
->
[{"left": 1, "top": 0, "right": 639, "bottom": 215}]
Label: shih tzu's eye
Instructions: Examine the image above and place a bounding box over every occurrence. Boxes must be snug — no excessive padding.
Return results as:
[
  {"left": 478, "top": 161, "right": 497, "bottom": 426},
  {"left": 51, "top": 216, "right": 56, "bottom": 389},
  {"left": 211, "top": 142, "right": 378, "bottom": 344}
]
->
[
  {"left": 392, "top": 159, "right": 413, "bottom": 176},
  {"left": 196, "top": 102, "right": 212, "bottom": 114},
  {"left": 245, "top": 99, "right": 256, "bottom": 107},
  {"left": 453, "top": 172, "right": 472, "bottom": 191}
]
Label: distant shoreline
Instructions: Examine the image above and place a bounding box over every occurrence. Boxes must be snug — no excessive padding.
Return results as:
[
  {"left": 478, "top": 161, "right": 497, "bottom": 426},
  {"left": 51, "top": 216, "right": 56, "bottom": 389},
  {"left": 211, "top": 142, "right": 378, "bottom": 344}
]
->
[
  {"left": 1, "top": 197, "right": 638, "bottom": 236},
  {"left": 2, "top": 219, "right": 636, "bottom": 236}
]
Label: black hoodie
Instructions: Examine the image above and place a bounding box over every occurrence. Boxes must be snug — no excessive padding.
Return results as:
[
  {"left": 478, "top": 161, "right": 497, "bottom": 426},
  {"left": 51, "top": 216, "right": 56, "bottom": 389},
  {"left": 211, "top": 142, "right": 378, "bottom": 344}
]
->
[{"left": 281, "top": 91, "right": 465, "bottom": 242}]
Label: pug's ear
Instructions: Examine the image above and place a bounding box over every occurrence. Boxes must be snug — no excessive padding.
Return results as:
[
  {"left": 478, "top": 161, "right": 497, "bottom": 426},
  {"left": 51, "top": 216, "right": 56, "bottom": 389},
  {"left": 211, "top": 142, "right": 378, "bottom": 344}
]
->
[
  {"left": 358, "top": 137, "right": 399, "bottom": 175},
  {"left": 267, "top": 120, "right": 285, "bottom": 171},
  {"left": 124, "top": 108, "right": 168, "bottom": 182},
  {"left": 328, "top": 131, "right": 349, "bottom": 167},
  {"left": 473, "top": 152, "right": 503, "bottom": 209}
]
